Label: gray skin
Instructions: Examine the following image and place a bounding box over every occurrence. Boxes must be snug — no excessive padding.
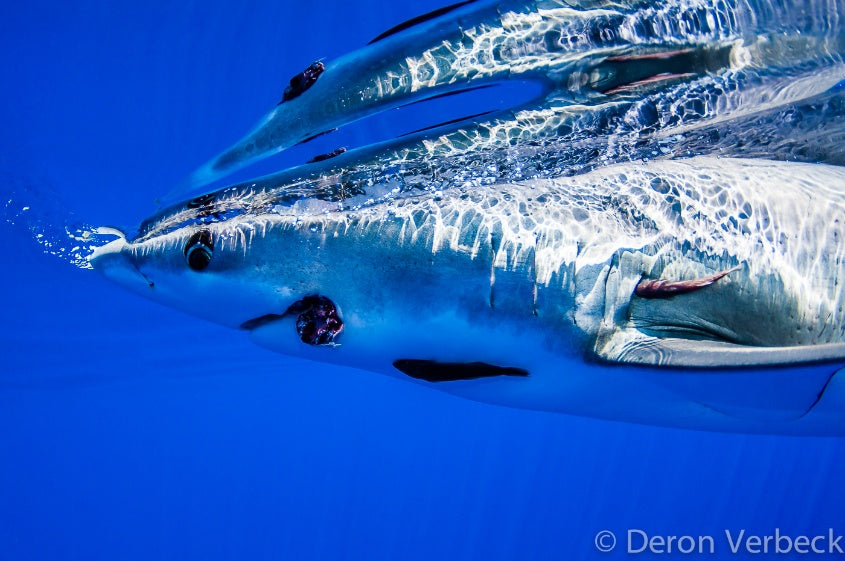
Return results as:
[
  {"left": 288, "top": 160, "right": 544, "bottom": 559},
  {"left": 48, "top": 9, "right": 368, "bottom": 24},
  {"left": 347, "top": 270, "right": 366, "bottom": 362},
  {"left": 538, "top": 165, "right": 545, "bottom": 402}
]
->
[{"left": 91, "top": 157, "right": 845, "bottom": 434}]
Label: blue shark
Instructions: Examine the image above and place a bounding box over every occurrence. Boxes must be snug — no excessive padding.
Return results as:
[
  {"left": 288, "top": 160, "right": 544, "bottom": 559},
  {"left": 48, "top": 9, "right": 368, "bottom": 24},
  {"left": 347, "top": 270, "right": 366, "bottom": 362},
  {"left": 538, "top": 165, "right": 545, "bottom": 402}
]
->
[
  {"left": 90, "top": 0, "right": 845, "bottom": 434},
  {"left": 91, "top": 155, "right": 845, "bottom": 434}
]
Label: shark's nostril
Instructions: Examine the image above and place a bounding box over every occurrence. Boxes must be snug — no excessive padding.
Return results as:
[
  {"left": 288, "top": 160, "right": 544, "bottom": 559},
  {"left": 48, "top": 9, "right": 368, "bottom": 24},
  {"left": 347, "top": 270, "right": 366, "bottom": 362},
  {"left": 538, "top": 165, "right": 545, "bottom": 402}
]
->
[{"left": 89, "top": 240, "right": 154, "bottom": 291}]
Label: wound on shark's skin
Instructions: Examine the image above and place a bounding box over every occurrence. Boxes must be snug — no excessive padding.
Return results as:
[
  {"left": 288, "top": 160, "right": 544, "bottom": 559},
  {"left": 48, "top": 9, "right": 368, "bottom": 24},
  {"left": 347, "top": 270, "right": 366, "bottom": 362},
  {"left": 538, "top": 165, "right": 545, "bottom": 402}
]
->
[
  {"left": 284, "top": 295, "right": 343, "bottom": 345},
  {"left": 635, "top": 265, "right": 742, "bottom": 298},
  {"left": 280, "top": 61, "right": 325, "bottom": 104}
]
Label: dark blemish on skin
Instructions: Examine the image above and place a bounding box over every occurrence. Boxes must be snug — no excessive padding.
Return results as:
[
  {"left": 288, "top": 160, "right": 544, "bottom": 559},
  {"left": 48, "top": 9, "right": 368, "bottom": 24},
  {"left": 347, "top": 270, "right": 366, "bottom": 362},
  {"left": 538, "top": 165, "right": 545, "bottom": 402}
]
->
[
  {"left": 186, "top": 193, "right": 217, "bottom": 218},
  {"left": 307, "top": 147, "right": 347, "bottom": 163},
  {"left": 279, "top": 61, "right": 325, "bottom": 104},
  {"left": 186, "top": 193, "right": 216, "bottom": 209}
]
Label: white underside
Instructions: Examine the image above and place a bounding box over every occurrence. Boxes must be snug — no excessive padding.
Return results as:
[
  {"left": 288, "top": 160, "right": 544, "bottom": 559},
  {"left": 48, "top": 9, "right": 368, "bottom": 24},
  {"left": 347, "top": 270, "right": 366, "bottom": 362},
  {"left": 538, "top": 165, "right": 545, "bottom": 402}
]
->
[{"left": 248, "top": 311, "right": 845, "bottom": 435}]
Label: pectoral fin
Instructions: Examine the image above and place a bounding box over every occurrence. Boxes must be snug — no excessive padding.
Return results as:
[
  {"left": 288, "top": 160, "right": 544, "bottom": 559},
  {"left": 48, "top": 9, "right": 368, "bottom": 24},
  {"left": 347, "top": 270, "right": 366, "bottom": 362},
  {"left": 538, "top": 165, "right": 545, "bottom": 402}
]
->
[
  {"left": 643, "top": 364, "right": 837, "bottom": 423},
  {"left": 598, "top": 329, "right": 845, "bottom": 368},
  {"left": 595, "top": 330, "right": 845, "bottom": 422}
]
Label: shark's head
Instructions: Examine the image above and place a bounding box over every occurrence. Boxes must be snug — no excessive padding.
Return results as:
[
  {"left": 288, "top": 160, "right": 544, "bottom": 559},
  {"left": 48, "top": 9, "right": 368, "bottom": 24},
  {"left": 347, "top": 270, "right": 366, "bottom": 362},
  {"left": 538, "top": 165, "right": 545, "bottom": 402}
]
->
[{"left": 89, "top": 186, "right": 574, "bottom": 386}]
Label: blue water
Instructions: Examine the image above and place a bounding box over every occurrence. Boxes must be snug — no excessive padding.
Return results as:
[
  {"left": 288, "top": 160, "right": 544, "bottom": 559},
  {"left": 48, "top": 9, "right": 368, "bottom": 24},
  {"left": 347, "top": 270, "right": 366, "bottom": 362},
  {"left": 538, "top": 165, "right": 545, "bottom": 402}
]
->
[{"left": 2, "top": 2, "right": 845, "bottom": 560}]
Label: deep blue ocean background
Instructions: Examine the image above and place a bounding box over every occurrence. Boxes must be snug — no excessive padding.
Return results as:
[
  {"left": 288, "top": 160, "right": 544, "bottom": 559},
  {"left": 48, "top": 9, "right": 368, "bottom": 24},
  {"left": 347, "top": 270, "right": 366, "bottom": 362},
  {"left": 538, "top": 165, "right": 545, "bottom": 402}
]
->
[{"left": 2, "top": 2, "right": 844, "bottom": 560}]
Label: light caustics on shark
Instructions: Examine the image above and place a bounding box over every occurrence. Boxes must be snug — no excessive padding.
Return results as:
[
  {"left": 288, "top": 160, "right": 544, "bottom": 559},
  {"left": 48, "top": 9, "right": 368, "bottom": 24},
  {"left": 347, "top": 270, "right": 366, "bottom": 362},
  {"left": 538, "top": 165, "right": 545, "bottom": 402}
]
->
[{"left": 75, "top": 0, "right": 845, "bottom": 433}]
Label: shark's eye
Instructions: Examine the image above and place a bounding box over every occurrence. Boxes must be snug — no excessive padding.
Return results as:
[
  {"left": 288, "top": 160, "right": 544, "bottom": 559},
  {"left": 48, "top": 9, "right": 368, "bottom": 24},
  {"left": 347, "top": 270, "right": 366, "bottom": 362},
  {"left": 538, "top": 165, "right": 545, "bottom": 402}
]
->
[{"left": 184, "top": 230, "right": 213, "bottom": 271}]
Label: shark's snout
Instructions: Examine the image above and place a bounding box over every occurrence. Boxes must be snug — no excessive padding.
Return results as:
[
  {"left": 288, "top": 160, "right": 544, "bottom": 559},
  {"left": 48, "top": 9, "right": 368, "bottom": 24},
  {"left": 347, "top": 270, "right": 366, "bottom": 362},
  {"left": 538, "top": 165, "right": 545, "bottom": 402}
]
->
[{"left": 89, "top": 239, "right": 154, "bottom": 293}]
